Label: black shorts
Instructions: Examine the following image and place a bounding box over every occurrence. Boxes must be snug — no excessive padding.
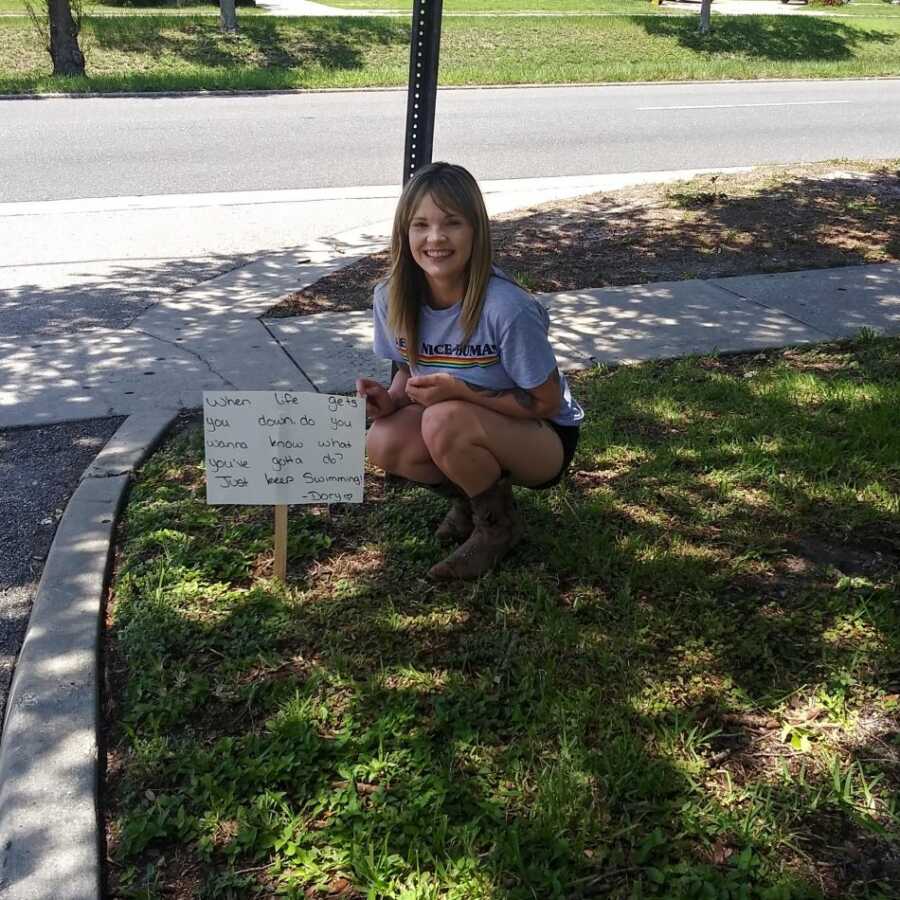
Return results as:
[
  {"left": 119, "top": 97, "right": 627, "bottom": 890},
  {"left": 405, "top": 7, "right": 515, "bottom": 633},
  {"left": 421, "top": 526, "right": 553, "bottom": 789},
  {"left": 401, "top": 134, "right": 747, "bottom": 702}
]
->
[{"left": 532, "top": 421, "right": 580, "bottom": 490}]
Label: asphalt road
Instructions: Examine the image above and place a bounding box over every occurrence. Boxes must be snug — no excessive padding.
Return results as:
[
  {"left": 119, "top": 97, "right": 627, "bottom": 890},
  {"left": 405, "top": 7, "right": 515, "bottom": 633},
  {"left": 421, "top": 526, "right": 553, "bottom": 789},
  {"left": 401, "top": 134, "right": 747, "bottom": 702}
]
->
[{"left": 2, "top": 79, "right": 899, "bottom": 202}]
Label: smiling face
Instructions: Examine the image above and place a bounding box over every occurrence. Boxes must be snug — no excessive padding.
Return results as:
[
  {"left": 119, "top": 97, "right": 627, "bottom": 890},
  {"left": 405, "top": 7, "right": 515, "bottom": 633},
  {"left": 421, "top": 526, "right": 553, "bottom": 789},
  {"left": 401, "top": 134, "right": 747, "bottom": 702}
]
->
[{"left": 407, "top": 192, "right": 475, "bottom": 306}]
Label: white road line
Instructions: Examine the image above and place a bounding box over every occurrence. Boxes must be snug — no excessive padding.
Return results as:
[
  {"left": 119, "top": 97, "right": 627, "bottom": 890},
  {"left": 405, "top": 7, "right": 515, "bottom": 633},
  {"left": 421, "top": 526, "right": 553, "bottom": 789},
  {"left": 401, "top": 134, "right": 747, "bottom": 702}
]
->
[{"left": 638, "top": 100, "right": 852, "bottom": 111}]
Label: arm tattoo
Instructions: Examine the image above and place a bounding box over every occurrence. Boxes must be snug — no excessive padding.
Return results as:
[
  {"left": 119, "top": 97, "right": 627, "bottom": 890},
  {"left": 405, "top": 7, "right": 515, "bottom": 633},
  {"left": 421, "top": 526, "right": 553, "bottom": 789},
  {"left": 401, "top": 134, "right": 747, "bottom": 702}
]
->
[
  {"left": 460, "top": 379, "right": 535, "bottom": 410},
  {"left": 512, "top": 388, "right": 535, "bottom": 410}
]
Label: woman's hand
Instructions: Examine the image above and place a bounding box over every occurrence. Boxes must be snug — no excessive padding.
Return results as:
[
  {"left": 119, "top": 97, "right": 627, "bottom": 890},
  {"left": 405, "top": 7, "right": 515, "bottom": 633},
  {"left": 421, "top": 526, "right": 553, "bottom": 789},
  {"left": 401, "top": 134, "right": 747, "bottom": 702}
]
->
[
  {"left": 356, "top": 378, "right": 396, "bottom": 419},
  {"left": 405, "top": 373, "right": 464, "bottom": 408}
]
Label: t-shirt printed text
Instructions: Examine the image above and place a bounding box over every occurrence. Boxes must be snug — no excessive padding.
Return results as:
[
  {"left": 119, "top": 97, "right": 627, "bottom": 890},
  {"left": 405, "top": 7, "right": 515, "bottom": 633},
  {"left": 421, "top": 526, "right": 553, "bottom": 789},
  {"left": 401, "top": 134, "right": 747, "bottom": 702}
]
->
[{"left": 397, "top": 338, "right": 500, "bottom": 370}]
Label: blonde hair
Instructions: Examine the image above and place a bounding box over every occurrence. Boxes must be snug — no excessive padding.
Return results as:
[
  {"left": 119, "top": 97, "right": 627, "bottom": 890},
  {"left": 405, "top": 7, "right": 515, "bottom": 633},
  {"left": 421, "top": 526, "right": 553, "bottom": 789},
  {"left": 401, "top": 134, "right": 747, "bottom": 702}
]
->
[{"left": 386, "top": 162, "right": 493, "bottom": 369}]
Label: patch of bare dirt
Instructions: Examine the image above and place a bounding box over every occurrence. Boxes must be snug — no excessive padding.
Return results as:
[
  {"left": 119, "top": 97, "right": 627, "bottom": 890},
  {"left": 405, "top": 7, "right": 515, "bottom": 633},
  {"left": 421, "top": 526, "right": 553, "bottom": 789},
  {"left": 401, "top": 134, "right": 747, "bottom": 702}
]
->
[
  {"left": 794, "top": 807, "right": 900, "bottom": 898},
  {"left": 696, "top": 698, "right": 900, "bottom": 898},
  {"left": 786, "top": 535, "right": 893, "bottom": 576},
  {"left": 266, "top": 160, "right": 900, "bottom": 318}
]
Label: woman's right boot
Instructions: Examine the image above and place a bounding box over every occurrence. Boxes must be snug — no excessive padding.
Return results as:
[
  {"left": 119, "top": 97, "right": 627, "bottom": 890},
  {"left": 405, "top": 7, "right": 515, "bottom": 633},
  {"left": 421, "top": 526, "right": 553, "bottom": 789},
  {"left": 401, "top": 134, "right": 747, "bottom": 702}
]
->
[{"left": 428, "top": 477, "right": 522, "bottom": 580}]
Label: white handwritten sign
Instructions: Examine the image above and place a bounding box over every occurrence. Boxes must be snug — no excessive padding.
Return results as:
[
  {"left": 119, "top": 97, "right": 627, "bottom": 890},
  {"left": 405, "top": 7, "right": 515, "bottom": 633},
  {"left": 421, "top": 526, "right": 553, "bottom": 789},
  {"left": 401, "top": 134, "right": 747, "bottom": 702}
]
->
[{"left": 203, "top": 390, "right": 365, "bottom": 505}]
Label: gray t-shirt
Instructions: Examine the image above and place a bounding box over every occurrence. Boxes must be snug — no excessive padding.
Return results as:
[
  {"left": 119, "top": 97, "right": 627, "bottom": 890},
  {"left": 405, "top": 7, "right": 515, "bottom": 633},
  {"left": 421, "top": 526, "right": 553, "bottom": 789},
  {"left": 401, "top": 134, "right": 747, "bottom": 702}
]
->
[{"left": 373, "top": 271, "right": 584, "bottom": 427}]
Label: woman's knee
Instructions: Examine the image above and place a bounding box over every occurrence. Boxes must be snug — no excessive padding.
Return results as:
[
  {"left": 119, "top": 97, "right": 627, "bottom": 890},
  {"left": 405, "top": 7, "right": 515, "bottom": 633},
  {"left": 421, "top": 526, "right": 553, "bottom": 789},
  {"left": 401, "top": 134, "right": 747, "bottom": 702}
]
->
[
  {"left": 421, "top": 401, "right": 478, "bottom": 457},
  {"left": 366, "top": 414, "right": 429, "bottom": 473},
  {"left": 366, "top": 419, "right": 405, "bottom": 471}
]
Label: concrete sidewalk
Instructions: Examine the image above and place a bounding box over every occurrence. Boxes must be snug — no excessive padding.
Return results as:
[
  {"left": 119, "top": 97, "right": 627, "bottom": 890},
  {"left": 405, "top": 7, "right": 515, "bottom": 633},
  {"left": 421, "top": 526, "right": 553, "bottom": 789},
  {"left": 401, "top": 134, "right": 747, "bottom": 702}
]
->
[
  {"left": 0, "top": 168, "right": 898, "bottom": 899},
  {"left": 3, "top": 248, "right": 898, "bottom": 427},
  {"left": 2, "top": 167, "right": 763, "bottom": 429},
  {"left": 268, "top": 263, "right": 900, "bottom": 395}
]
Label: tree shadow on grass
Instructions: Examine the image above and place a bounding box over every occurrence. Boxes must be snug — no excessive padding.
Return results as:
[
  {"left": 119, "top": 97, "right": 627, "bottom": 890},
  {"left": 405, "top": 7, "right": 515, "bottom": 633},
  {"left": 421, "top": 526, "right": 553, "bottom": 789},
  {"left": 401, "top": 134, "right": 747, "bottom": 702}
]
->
[
  {"left": 94, "top": 0, "right": 255, "bottom": 7},
  {"left": 88, "top": 15, "right": 408, "bottom": 71},
  {"left": 637, "top": 13, "right": 896, "bottom": 60},
  {"left": 103, "top": 339, "right": 900, "bottom": 897}
]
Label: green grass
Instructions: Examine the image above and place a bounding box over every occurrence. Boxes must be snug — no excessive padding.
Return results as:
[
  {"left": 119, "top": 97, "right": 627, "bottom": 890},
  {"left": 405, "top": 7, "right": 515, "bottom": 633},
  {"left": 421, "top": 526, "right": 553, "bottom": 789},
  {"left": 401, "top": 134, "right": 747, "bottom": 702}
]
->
[
  {"left": 2, "top": 12, "right": 899, "bottom": 93},
  {"left": 802, "top": 1, "right": 900, "bottom": 18},
  {"left": 322, "top": 0, "right": 683, "bottom": 11},
  {"left": 277, "top": 0, "right": 900, "bottom": 16},
  {"left": 3, "top": 0, "right": 897, "bottom": 16},
  {"left": 106, "top": 335, "right": 900, "bottom": 899},
  {"left": 0, "top": 0, "right": 269, "bottom": 13}
]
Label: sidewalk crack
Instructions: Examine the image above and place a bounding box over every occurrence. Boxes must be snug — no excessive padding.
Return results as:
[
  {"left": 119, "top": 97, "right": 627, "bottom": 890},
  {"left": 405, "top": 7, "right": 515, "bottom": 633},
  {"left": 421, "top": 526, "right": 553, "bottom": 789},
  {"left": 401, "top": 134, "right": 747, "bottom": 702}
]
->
[
  {"left": 131, "top": 328, "right": 238, "bottom": 389},
  {"left": 259, "top": 318, "right": 320, "bottom": 393},
  {"left": 711, "top": 282, "right": 836, "bottom": 339}
]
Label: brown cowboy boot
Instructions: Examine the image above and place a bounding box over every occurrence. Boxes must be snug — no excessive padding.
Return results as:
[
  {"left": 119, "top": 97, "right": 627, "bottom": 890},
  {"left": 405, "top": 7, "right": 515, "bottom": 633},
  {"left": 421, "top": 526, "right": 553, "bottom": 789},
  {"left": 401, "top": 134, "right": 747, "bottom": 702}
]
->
[
  {"left": 435, "top": 497, "right": 474, "bottom": 544},
  {"left": 428, "top": 477, "right": 522, "bottom": 580},
  {"left": 419, "top": 480, "right": 474, "bottom": 543}
]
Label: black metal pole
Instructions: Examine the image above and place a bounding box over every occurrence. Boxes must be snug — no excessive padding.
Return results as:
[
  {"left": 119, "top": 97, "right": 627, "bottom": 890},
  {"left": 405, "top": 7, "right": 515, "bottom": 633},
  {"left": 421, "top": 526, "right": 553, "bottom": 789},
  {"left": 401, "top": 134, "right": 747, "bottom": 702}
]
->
[
  {"left": 403, "top": 0, "right": 443, "bottom": 185},
  {"left": 387, "top": 1, "right": 443, "bottom": 490},
  {"left": 391, "top": 0, "right": 444, "bottom": 393}
]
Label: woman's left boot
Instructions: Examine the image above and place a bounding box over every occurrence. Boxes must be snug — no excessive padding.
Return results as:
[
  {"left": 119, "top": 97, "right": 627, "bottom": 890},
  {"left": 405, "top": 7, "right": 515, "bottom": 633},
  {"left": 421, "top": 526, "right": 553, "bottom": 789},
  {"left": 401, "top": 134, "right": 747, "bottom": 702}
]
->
[
  {"left": 420, "top": 480, "right": 474, "bottom": 544},
  {"left": 435, "top": 497, "right": 474, "bottom": 544},
  {"left": 428, "top": 478, "right": 522, "bottom": 580}
]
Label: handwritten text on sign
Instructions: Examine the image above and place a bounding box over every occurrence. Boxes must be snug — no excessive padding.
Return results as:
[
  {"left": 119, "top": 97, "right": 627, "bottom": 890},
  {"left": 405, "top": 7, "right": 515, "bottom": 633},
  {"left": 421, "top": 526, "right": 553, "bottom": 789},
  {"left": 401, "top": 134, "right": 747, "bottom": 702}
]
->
[{"left": 203, "top": 391, "right": 365, "bottom": 505}]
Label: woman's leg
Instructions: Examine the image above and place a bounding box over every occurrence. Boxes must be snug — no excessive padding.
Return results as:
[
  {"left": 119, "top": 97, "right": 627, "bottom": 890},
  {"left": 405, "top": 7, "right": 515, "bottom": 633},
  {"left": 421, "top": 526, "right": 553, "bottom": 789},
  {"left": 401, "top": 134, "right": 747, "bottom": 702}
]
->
[
  {"left": 420, "top": 400, "right": 564, "bottom": 497},
  {"left": 367, "top": 403, "right": 475, "bottom": 544},
  {"left": 421, "top": 401, "right": 564, "bottom": 580},
  {"left": 365, "top": 403, "right": 446, "bottom": 484}
]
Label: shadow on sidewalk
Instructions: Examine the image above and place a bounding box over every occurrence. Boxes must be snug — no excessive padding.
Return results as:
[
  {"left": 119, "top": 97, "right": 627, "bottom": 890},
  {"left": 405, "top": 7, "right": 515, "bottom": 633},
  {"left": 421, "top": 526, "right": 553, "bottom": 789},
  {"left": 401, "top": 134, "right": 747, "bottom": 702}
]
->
[{"left": 0, "top": 251, "right": 272, "bottom": 337}]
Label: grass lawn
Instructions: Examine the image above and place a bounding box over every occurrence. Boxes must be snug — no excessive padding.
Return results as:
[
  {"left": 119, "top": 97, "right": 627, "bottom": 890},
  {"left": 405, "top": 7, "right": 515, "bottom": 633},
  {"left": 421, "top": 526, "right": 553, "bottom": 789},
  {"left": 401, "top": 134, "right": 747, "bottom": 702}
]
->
[
  {"left": 0, "top": 0, "right": 269, "bottom": 12},
  {"left": 2, "top": 11, "right": 899, "bottom": 93},
  {"left": 2, "top": 0, "right": 896, "bottom": 17},
  {"left": 105, "top": 334, "right": 900, "bottom": 898},
  {"left": 801, "top": 1, "right": 900, "bottom": 18},
  {"left": 321, "top": 0, "right": 684, "bottom": 11},
  {"left": 268, "top": 0, "right": 900, "bottom": 16}
]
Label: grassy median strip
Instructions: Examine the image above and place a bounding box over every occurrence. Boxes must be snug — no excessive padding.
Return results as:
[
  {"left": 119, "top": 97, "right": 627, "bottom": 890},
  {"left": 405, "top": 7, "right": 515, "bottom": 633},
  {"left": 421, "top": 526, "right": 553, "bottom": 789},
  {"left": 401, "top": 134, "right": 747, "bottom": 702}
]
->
[
  {"left": 322, "top": 0, "right": 685, "bottom": 11},
  {"left": 2, "top": 12, "right": 900, "bottom": 93},
  {"left": 0, "top": 0, "right": 272, "bottom": 12},
  {"left": 105, "top": 335, "right": 900, "bottom": 898},
  {"left": 292, "top": 0, "right": 900, "bottom": 15}
]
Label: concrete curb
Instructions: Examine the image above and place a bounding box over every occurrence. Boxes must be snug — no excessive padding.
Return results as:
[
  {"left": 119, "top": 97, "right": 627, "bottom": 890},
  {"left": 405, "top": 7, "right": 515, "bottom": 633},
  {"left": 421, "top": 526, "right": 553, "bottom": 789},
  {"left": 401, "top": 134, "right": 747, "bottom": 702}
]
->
[
  {"left": 0, "top": 407, "right": 179, "bottom": 900},
  {"left": 0, "top": 76, "right": 895, "bottom": 102}
]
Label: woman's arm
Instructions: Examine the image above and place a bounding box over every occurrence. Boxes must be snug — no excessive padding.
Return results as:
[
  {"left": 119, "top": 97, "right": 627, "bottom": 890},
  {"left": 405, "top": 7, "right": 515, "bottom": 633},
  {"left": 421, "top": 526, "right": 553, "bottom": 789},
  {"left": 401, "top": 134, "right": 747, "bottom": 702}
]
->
[
  {"left": 387, "top": 364, "right": 413, "bottom": 409},
  {"left": 405, "top": 369, "right": 562, "bottom": 420},
  {"left": 357, "top": 364, "right": 413, "bottom": 419}
]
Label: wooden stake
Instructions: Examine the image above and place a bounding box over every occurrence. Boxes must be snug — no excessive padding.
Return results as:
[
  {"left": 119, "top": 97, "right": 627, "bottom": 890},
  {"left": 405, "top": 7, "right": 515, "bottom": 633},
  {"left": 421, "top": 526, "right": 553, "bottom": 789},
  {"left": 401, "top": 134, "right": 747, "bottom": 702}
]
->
[{"left": 273, "top": 504, "right": 288, "bottom": 582}]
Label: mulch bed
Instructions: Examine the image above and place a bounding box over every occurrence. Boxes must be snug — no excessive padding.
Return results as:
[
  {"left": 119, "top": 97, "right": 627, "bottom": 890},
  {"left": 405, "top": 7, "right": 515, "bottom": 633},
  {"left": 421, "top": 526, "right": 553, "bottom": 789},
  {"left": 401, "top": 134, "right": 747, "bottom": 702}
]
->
[{"left": 265, "top": 160, "right": 900, "bottom": 318}]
